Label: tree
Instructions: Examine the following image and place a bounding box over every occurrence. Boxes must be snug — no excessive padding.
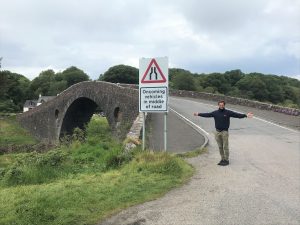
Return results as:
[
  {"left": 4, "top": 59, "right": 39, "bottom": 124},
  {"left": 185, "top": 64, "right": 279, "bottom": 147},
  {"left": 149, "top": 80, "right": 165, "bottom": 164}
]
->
[
  {"left": 203, "top": 86, "right": 216, "bottom": 93},
  {"left": 172, "top": 72, "right": 196, "bottom": 91},
  {"left": 202, "top": 73, "right": 231, "bottom": 94},
  {"left": 224, "top": 69, "right": 244, "bottom": 86},
  {"left": 99, "top": 65, "right": 138, "bottom": 84},
  {"left": 226, "top": 87, "right": 241, "bottom": 97},
  {"left": 0, "top": 71, "right": 11, "bottom": 99},
  {"left": 236, "top": 75, "right": 269, "bottom": 101},
  {"left": 62, "top": 66, "right": 89, "bottom": 86},
  {"left": 30, "top": 69, "right": 56, "bottom": 96},
  {"left": 48, "top": 80, "right": 67, "bottom": 96},
  {"left": 0, "top": 70, "right": 32, "bottom": 112},
  {"left": 169, "top": 68, "right": 192, "bottom": 81},
  {"left": 30, "top": 67, "right": 89, "bottom": 97}
]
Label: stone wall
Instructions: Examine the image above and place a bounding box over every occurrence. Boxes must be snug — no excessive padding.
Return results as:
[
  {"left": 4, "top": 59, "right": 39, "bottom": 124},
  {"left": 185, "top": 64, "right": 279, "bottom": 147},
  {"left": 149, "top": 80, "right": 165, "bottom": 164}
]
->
[{"left": 169, "top": 90, "right": 300, "bottom": 116}]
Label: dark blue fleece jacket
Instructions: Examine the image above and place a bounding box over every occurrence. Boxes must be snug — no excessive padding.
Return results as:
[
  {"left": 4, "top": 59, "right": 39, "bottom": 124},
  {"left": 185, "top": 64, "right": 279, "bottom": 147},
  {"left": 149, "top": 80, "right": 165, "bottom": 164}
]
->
[{"left": 198, "top": 108, "right": 247, "bottom": 131}]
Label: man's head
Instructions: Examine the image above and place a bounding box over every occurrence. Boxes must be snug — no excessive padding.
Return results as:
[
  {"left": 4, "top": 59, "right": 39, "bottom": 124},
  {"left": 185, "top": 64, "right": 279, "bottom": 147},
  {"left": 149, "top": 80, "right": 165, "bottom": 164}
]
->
[{"left": 218, "top": 100, "right": 225, "bottom": 109}]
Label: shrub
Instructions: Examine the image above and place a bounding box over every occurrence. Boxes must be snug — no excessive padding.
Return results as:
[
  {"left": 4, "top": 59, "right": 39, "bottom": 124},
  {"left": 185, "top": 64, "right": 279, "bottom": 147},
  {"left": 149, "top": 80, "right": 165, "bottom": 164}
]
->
[{"left": 130, "top": 152, "right": 183, "bottom": 175}]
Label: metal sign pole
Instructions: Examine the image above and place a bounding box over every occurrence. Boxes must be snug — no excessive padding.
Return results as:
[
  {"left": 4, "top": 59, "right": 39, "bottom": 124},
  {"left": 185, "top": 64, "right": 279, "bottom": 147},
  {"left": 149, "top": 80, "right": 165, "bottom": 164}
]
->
[
  {"left": 164, "top": 112, "right": 167, "bottom": 151},
  {"left": 142, "top": 112, "right": 146, "bottom": 151}
]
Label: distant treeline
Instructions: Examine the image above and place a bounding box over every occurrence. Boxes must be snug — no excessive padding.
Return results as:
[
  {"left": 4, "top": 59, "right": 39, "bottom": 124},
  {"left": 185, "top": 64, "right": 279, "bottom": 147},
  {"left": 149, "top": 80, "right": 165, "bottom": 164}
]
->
[
  {"left": 0, "top": 65, "right": 299, "bottom": 112},
  {"left": 0, "top": 66, "right": 89, "bottom": 112},
  {"left": 99, "top": 65, "right": 300, "bottom": 109}
]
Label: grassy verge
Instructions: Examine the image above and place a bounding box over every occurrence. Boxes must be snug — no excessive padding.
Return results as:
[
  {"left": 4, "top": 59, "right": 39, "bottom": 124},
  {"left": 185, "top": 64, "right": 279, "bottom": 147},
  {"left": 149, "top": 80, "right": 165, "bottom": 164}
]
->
[
  {"left": 0, "top": 114, "right": 38, "bottom": 149},
  {"left": 0, "top": 115, "right": 194, "bottom": 225},
  {"left": 176, "top": 147, "right": 208, "bottom": 158}
]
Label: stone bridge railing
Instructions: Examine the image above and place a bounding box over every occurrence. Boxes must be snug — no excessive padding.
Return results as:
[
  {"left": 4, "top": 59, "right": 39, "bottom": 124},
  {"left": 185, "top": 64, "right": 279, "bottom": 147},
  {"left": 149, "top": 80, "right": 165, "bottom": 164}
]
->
[{"left": 170, "top": 89, "right": 300, "bottom": 116}]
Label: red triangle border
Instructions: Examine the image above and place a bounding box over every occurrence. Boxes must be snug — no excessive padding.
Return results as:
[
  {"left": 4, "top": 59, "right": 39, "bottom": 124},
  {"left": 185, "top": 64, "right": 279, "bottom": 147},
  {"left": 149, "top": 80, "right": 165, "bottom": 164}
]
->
[{"left": 141, "top": 59, "right": 167, "bottom": 83}]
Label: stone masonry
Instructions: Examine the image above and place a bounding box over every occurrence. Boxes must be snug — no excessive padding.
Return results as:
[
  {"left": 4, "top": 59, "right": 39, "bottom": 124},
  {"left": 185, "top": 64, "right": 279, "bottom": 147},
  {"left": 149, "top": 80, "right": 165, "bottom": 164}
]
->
[{"left": 17, "top": 81, "right": 139, "bottom": 144}]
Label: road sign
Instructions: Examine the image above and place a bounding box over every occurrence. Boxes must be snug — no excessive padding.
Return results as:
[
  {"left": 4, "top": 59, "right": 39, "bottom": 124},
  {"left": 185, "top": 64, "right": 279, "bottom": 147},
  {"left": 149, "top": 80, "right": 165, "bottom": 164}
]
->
[
  {"left": 141, "top": 58, "right": 167, "bottom": 83},
  {"left": 139, "top": 57, "right": 168, "bottom": 112}
]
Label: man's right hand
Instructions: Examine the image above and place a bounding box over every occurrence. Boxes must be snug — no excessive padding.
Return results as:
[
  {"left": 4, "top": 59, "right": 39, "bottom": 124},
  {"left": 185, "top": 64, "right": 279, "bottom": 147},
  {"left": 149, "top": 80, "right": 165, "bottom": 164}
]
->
[{"left": 193, "top": 112, "right": 198, "bottom": 116}]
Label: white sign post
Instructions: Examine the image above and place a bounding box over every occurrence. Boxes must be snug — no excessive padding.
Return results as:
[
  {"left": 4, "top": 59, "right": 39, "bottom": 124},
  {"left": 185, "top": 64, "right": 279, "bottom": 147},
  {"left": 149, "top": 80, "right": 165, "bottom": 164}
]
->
[{"left": 139, "top": 57, "right": 169, "bottom": 151}]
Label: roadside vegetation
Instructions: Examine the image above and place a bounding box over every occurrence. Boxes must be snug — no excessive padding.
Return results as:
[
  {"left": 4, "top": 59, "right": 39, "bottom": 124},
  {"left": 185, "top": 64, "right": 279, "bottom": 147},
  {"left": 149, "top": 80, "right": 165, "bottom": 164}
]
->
[
  {"left": 0, "top": 113, "right": 37, "bottom": 148},
  {"left": 0, "top": 115, "right": 194, "bottom": 225}
]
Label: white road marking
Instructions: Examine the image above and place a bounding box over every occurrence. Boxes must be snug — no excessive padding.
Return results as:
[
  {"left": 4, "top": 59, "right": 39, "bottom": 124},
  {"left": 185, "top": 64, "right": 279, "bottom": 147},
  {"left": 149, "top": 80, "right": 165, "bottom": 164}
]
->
[
  {"left": 251, "top": 116, "right": 299, "bottom": 133},
  {"left": 169, "top": 107, "right": 210, "bottom": 136},
  {"left": 171, "top": 98, "right": 299, "bottom": 133}
]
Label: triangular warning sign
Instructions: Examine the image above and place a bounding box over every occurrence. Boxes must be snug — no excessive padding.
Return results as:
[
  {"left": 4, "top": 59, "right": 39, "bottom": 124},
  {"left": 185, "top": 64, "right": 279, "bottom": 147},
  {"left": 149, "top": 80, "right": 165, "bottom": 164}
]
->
[{"left": 141, "top": 59, "right": 167, "bottom": 83}]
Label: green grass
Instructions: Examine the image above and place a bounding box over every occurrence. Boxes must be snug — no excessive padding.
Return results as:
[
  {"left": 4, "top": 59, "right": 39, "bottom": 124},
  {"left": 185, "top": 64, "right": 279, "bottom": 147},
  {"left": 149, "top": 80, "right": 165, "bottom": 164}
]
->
[
  {"left": 176, "top": 147, "right": 208, "bottom": 158},
  {"left": 0, "top": 115, "right": 194, "bottom": 225},
  {"left": 0, "top": 114, "right": 37, "bottom": 147}
]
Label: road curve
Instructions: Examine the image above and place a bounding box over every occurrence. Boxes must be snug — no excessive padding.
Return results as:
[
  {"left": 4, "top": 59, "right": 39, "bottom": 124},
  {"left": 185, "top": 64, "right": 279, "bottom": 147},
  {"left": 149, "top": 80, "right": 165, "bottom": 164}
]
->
[{"left": 99, "top": 97, "right": 300, "bottom": 225}]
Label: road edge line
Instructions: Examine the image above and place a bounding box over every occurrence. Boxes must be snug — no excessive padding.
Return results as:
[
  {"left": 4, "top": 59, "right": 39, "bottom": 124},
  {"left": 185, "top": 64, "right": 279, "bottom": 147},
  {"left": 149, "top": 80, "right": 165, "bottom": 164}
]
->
[{"left": 169, "top": 107, "right": 209, "bottom": 150}]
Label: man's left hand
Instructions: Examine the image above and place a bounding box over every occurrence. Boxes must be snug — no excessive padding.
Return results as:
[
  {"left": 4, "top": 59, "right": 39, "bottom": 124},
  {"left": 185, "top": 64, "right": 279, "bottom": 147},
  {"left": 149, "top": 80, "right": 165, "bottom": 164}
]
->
[{"left": 247, "top": 112, "right": 254, "bottom": 118}]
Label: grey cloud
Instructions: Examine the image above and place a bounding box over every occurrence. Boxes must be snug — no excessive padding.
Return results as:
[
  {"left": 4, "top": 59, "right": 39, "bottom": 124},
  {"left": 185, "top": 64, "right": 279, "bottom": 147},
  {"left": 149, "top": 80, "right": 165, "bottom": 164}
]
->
[{"left": 0, "top": 0, "right": 299, "bottom": 80}]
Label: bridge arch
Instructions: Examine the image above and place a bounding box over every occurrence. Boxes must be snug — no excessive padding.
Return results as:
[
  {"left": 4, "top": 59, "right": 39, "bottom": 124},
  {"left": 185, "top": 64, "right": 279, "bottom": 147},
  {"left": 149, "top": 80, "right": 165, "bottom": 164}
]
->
[
  {"left": 59, "top": 97, "right": 98, "bottom": 137},
  {"left": 17, "top": 81, "right": 139, "bottom": 143}
]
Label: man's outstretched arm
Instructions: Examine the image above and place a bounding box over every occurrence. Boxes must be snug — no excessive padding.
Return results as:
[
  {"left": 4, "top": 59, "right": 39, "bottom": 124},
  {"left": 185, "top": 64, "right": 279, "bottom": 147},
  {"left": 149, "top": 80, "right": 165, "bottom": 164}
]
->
[
  {"left": 193, "top": 112, "right": 214, "bottom": 117},
  {"left": 229, "top": 110, "right": 253, "bottom": 118}
]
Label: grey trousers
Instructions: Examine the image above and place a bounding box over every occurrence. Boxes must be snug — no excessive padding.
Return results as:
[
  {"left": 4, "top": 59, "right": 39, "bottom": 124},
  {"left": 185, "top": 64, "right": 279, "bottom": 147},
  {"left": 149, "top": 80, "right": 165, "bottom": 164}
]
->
[{"left": 215, "top": 131, "right": 229, "bottom": 160}]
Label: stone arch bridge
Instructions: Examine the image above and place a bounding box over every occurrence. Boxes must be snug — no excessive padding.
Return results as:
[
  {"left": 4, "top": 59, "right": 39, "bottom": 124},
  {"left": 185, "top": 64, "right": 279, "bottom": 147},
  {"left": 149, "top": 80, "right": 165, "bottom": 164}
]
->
[{"left": 17, "top": 81, "right": 139, "bottom": 144}]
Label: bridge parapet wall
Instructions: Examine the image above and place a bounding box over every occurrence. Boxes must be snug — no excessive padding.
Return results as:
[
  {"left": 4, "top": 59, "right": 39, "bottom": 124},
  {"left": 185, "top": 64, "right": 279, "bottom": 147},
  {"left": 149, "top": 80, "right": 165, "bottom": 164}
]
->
[{"left": 169, "top": 89, "right": 300, "bottom": 116}]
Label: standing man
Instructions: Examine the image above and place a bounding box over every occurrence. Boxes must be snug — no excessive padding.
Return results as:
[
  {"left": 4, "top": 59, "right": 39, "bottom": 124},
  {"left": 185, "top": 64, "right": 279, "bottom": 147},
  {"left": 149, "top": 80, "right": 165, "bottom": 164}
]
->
[{"left": 193, "top": 100, "right": 253, "bottom": 166}]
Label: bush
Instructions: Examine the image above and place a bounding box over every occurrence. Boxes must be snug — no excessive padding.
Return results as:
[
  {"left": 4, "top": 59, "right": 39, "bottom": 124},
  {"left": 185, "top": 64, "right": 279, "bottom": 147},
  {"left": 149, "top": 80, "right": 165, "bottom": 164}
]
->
[
  {"left": 0, "top": 100, "right": 19, "bottom": 113},
  {"left": 0, "top": 116, "right": 126, "bottom": 186},
  {"left": 130, "top": 152, "right": 183, "bottom": 175},
  {"left": 72, "top": 127, "right": 85, "bottom": 143},
  {"left": 1, "top": 150, "right": 69, "bottom": 186}
]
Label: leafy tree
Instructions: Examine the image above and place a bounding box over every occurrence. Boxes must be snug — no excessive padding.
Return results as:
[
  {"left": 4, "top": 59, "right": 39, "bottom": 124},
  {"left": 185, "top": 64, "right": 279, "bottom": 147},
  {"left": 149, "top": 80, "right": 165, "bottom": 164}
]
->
[
  {"left": 0, "top": 71, "right": 32, "bottom": 112},
  {"left": 99, "top": 65, "right": 138, "bottom": 84},
  {"left": 30, "top": 69, "right": 56, "bottom": 97},
  {"left": 284, "top": 86, "right": 299, "bottom": 104},
  {"left": 0, "top": 99, "right": 19, "bottom": 112},
  {"left": 62, "top": 66, "right": 89, "bottom": 86},
  {"left": 224, "top": 69, "right": 244, "bottom": 86},
  {"left": 202, "top": 73, "right": 231, "bottom": 94},
  {"left": 48, "top": 80, "right": 67, "bottom": 96},
  {"left": 172, "top": 72, "right": 196, "bottom": 91},
  {"left": 236, "top": 75, "right": 269, "bottom": 101},
  {"left": 0, "top": 71, "right": 11, "bottom": 99},
  {"left": 203, "top": 86, "right": 216, "bottom": 93},
  {"left": 226, "top": 87, "right": 241, "bottom": 97},
  {"left": 169, "top": 68, "right": 192, "bottom": 81},
  {"left": 30, "top": 67, "right": 89, "bottom": 97},
  {"left": 266, "top": 82, "right": 284, "bottom": 104}
]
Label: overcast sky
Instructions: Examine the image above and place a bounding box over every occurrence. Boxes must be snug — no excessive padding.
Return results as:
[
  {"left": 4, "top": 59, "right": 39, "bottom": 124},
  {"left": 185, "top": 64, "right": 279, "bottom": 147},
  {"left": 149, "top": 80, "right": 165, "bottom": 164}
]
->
[{"left": 0, "top": 0, "right": 299, "bottom": 80}]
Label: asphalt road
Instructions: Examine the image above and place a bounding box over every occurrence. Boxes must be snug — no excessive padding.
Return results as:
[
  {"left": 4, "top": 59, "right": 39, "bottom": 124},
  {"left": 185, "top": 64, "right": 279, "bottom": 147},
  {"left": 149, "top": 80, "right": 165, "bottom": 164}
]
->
[
  {"left": 147, "top": 111, "right": 206, "bottom": 152},
  {"left": 99, "top": 97, "right": 300, "bottom": 225}
]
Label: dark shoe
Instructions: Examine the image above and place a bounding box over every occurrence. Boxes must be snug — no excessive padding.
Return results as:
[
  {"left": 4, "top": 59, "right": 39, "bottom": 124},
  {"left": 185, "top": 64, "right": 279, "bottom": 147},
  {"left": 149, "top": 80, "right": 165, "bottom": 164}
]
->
[
  {"left": 217, "top": 160, "right": 225, "bottom": 165},
  {"left": 222, "top": 160, "right": 229, "bottom": 166}
]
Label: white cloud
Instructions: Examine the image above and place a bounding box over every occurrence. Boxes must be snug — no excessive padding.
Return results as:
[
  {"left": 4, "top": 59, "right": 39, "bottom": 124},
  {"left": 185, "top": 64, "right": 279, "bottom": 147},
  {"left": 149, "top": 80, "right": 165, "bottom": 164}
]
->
[{"left": 0, "top": 0, "right": 299, "bottom": 80}]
